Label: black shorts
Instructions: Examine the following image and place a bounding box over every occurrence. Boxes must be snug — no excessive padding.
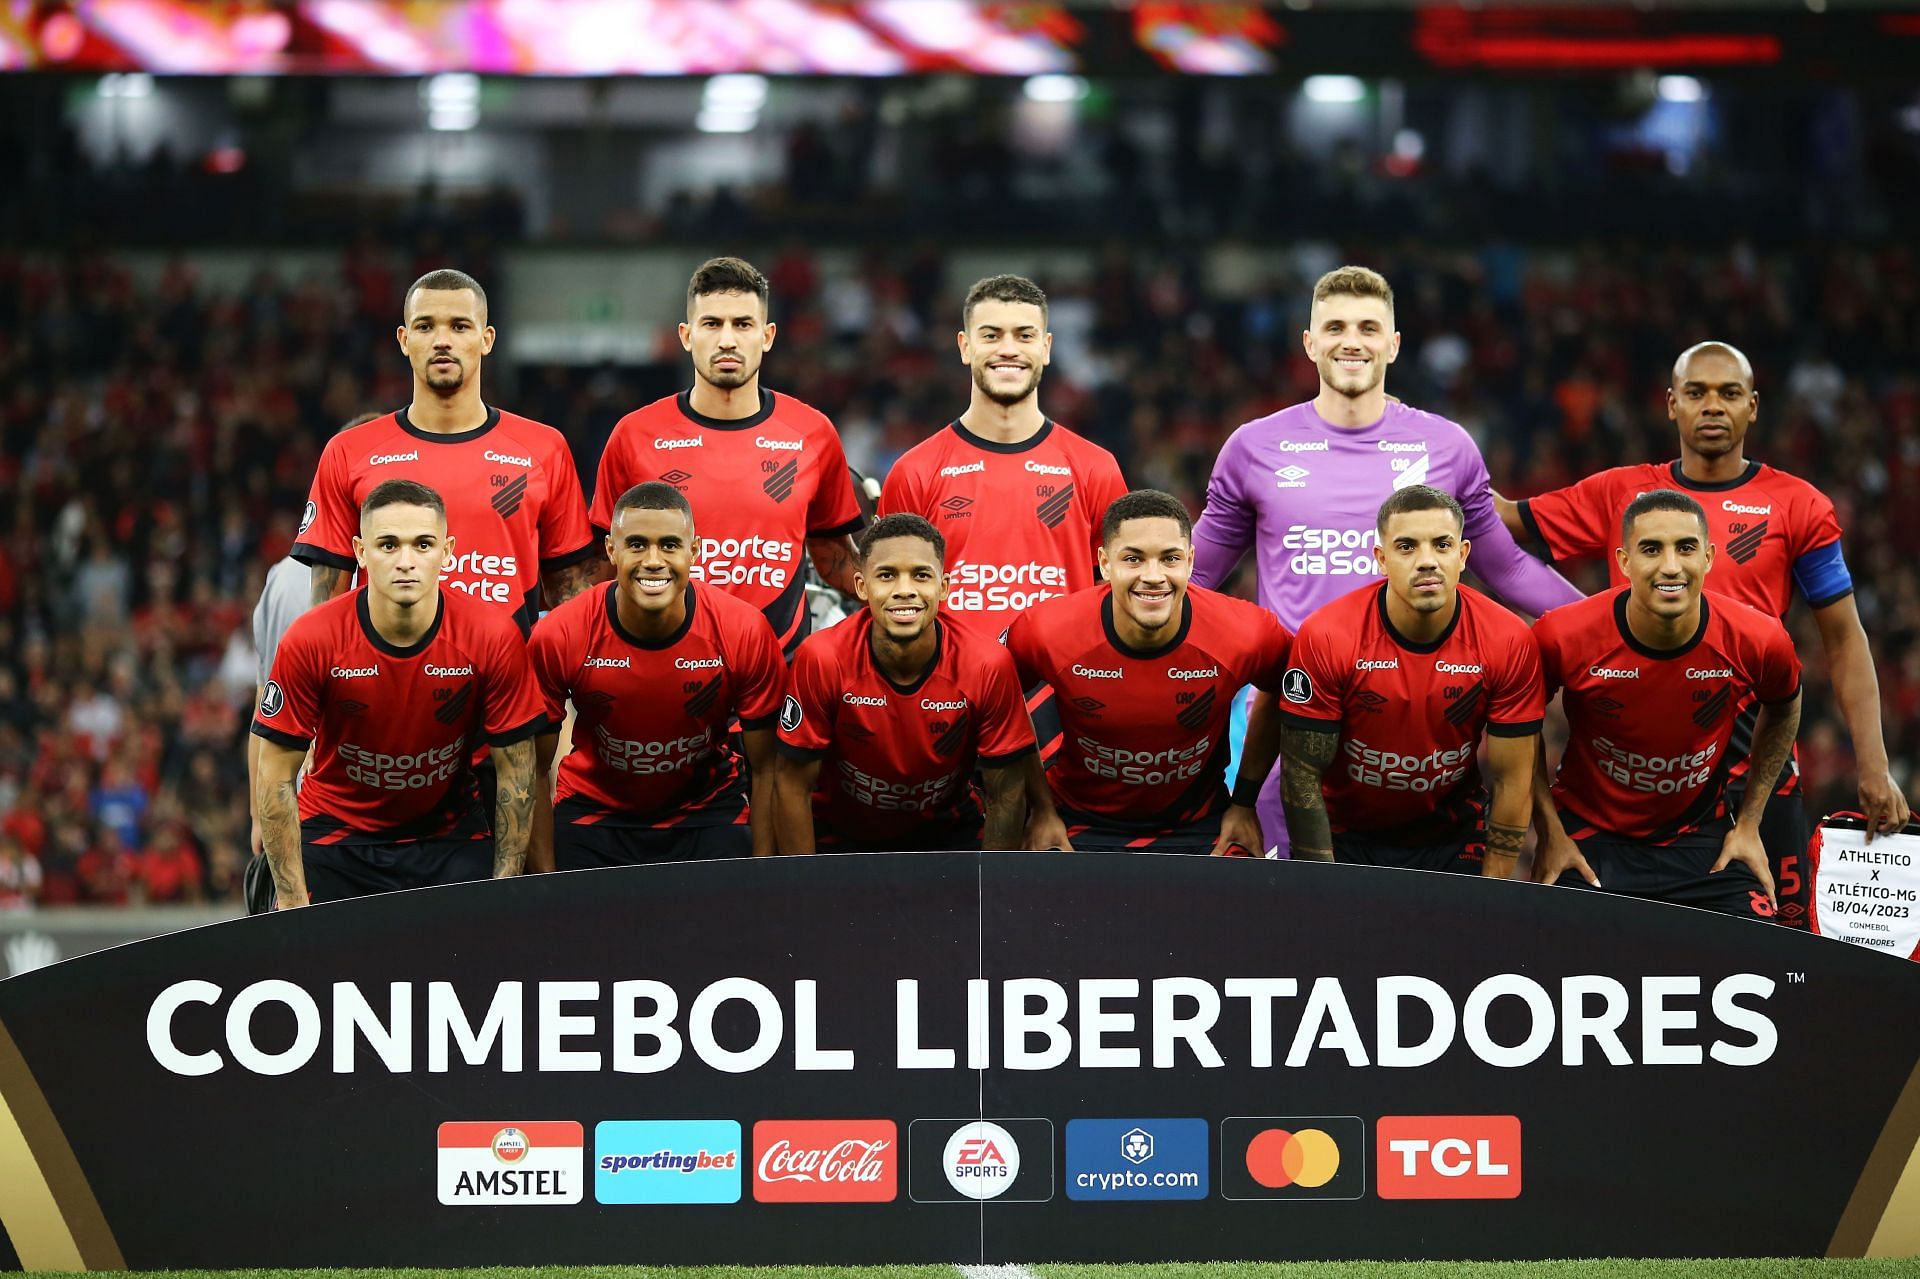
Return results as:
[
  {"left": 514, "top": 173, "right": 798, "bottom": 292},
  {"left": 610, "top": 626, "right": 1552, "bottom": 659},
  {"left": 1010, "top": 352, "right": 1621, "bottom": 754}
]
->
[
  {"left": 1726, "top": 783, "right": 1812, "bottom": 930},
  {"left": 1334, "top": 828, "right": 1484, "bottom": 875},
  {"left": 301, "top": 837, "right": 494, "bottom": 904},
  {"left": 1557, "top": 827, "right": 1774, "bottom": 921},
  {"left": 1067, "top": 812, "right": 1224, "bottom": 856},
  {"left": 555, "top": 822, "right": 751, "bottom": 869}
]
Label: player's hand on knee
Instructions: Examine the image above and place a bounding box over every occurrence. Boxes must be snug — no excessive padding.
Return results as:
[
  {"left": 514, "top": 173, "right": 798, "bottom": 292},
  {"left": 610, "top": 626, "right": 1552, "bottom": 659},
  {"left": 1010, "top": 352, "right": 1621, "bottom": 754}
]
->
[
  {"left": 1533, "top": 835, "right": 1598, "bottom": 888},
  {"left": 1212, "top": 805, "right": 1261, "bottom": 858},
  {"left": 1712, "top": 822, "right": 1775, "bottom": 907},
  {"left": 1027, "top": 812, "right": 1073, "bottom": 852}
]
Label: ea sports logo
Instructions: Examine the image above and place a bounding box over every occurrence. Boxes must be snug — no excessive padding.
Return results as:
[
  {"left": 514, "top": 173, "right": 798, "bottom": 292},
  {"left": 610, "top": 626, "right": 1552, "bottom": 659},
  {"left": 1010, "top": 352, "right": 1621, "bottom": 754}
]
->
[
  {"left": 491, "top": 1127, "right": 531, "bottom": 1165},
  {"left": 941, "top": 1121, "right": 1020, "bottom": 1200}
]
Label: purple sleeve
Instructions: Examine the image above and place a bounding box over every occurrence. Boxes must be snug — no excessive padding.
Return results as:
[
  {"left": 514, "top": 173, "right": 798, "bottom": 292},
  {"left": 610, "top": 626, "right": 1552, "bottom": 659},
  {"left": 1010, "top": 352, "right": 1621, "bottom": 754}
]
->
[
  {"left": 1456, "top": 444, "right": 1584, "bottom": 618},
  {"left": 1193, "top": 430, "right": 1254, "bottom": 590}
]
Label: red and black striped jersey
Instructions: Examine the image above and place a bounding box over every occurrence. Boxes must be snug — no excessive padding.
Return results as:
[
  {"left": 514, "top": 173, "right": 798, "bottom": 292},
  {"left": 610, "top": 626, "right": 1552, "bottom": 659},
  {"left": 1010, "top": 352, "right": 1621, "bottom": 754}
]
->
[
  {"left": 1007, "top": 585, "right": 1292, "bottom": 832},
  {"left": 251, "top": 588, "right": 546, "bottom": 845},
  {"left": 528, "top": 583, "right": 786, "bottom": 829},
  {"left": 779, "top": 611, "right": 1035, "bottom": 842},
  {"left": 1537, "top": 589, "right": 1801, "bottom": 843},
  {"left": 1282, "top": 582, "right": 1544, "bottom": 837},
  {"left": 589, "top": 389, "right": 864, "bottom": 656},
  {"left": 878, "top": 419, "right": 1129, "bottom": 640},
  {"left": 291, "top": 406, "right": 596, "bottom": 634}
]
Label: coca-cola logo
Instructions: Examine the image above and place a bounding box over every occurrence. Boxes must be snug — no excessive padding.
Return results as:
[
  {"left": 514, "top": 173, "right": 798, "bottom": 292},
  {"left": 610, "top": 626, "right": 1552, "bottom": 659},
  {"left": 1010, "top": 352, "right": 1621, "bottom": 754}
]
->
[{"left": 751, "top": 1120, "right": 897, "bottom": 1203}]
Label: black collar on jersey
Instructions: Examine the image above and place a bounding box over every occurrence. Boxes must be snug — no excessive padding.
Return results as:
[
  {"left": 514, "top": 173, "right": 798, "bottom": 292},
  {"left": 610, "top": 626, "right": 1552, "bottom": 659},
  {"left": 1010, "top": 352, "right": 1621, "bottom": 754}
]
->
[
  {"left": 1612, "top": 587, "right": 1710, "bottom": 660},
  {"left": 867, "top": 616, "right": 944, "bottom": 695},
  {"left": 395, "top": 404, "right": 501, "bottom": 444},
  {"left": 1375, "top": 581, "right": 1462, "bottom": 655},
  {"left": 605, "top": 579, "right": 699, "bottom": 650},
  {"left": 1102, "top": 591, "right": 1194, "bottom": 659},
  {"left": 949, "top": 417, "right": 1055, "bottom": 455},
  {"left": 1666, "top": 458, "right": 1760, "bottom": 492},
  {"left": 677, "top": 387, "right": 776, "bottom": 431},
  {"left": 356, "top": 587, "right": 445, "bottom": 658}
]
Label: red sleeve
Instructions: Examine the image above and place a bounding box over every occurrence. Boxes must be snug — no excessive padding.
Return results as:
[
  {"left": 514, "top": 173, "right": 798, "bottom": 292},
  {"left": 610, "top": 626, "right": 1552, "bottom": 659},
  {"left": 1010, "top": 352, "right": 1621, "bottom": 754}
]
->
[
  {"left": 731, "top": 611, "right": 788, "bottom": 728},
  {"left": 526, "top": 608, "right": 575, "bottom": 725},
  {"left": 1005, "top": 612, "right": 1046, "bottom": 689},
  {"left": 251, "top": 618, "right": 325, "bottom": 747},
  {"left": 588, "top": 419, "right": 638, "bottom": 533},
  {"left": 1279, "top": 614, "right": 1346, "bottom": 724},
  {"left": 1241, "top": 608, "right": 1294, "bottom": 694},
  {"left": 1534, "top": 616, "right": 1566, "bottom": 702},
  {"left": 1755, "top": 616, "right": 1802, "bottom": 705},
  {"left": 1519, "top": 470, "right": 1620, "bottom": 561},
  {"left": 1486, "top": 623, "right": 1546, "bottom": 735},
  {"left": 479, "top": 619, "right": 547, "bottom": 746},
  {"left": 777, "top": 638, "right": 839, "bottom": 757},
  {"left": 537, "top": 437, "right": 597, "bottom": 569},
  {"left": 805, "top": 419, "right": 863, "bottom": 538},
  {"left": 972, "top": 643, "right": 1038, "bottom": 763},
  {"left": 1793, "top": 486, "right": 1845, "bottom": 560},
  {"left": 876, "top": 454, "right": 919, "bottom": 519},
  {"left": 291, "top": 437, "right": 359, "bottom": 569},
  {"left": 1083, "top": 449, "right": 1131, "bottom": 551}
]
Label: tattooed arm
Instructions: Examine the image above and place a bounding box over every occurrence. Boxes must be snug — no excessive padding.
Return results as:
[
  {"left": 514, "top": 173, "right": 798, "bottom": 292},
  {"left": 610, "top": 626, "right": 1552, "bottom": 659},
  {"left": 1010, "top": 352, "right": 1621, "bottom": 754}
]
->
[
  {"left": 490, "top": 738, "right": 536, "bottom": 878},
  {"left": 541, "top": 557, "right": 605, "bottom": 608},
  {"left": 1278, "top": 718, "right": 1339, "bottom": 863},
  {"left": 980, "top": 760, "right": 1029, "bottom": 851},
  {"left": 309, "top": 563, "right": 351, "bottom": 607},
  {"left": 806, "top": 535, "right": 862, "bottom": 595},
  {"left": 529, "top": 731, "right": 560, "bottom": 873},
  {"left": 1482, "top": 732, "right": 1536, "bottom": 879},
  {"left": 254, "top": 739, "right": 310, "bottom": 908}
]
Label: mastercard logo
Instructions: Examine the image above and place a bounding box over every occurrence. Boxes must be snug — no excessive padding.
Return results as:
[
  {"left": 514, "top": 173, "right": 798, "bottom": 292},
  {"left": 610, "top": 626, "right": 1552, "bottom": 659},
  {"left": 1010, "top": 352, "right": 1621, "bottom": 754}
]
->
[{"left": 1245, "top": 1127, "right": 1340, "bottom": 1189}]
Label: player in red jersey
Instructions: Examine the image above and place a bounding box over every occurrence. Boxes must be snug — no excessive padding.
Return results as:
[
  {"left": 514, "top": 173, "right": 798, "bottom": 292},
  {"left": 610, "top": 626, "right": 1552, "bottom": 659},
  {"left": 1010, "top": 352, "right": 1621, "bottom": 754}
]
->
[
  {"left": 589, "top": 257, "right": 865, "bottom": 657},
  {"left": 529, "top": 482, "right": 787, "bottom": 867},
  {"left": 878, "top": 274, "right": 1129, "bottom": 642},
  {"left": 1532, "top": 490, "right": 1803, "bottom": 919},
  {"left": 252, "top": 481, "right": 545, "bottom": 907},
  {"left": 1008, "top": 491, "right": 1292, "bottom": 855},
  {"left": 1277, "top": 486, "right": 1543, "bottom": 876},
  {"left": 1498, "top": 342, "right": 1907, "bottom": 925},
  {"left": 774, "top": 513, "right": 1036, "bottom": 854},
  {"left": 295, "top": 269, "right": 599, "bottom": 629}
]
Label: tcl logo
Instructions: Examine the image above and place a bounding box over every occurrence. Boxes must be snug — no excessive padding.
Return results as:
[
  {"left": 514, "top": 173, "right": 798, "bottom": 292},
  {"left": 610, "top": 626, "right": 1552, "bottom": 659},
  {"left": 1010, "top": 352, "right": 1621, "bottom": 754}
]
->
[
  {"left": 1376, "top": 1116, "right": 1521, "bottom": 1200},
  {"left": 752, "top": 1120, "right": 897, "bottom": 1203}
]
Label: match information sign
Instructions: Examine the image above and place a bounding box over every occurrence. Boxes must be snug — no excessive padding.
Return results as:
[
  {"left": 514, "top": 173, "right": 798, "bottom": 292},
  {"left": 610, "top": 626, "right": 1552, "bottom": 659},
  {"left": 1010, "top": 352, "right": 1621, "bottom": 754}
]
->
[{"left": 1810, "top": 818, "right": 1920, "bottom": 960}]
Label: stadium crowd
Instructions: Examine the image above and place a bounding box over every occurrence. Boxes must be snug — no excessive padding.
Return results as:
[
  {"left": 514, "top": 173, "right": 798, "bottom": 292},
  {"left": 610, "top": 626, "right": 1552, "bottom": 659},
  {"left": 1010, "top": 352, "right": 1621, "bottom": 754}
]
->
[{"left": 0, "top": 235, "right": 1913, "bottom": 904}]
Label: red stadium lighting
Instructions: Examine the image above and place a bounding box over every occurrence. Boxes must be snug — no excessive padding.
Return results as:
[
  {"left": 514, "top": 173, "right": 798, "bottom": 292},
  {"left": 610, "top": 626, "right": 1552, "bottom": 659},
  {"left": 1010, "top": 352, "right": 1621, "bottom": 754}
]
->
[
  {"left": 39, "top": 11, "right": 86, "bottom": 62},
  {"left": 1414, "top": 10, "right": 1782, "bottom": 71}
]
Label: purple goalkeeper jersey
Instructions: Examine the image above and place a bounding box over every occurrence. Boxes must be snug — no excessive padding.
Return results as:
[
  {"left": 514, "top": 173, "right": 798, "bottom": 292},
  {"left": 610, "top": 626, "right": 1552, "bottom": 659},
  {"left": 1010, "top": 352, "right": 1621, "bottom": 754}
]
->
[{"left": 1193, "top": 400, "right": 1580, "bottom": 623}]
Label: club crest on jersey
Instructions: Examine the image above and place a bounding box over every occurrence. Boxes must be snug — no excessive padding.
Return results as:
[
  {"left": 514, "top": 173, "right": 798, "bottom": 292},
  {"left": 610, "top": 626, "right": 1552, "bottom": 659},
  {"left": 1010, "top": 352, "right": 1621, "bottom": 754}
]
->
[
  {"left": 259, "top": 680, "right": 285, "bottom": 717},
  {"left": 1282, "top": 669, "right": 1313, "bottom": 704},
  {"left": 298, "top": 501, "right": 316, "bottom": 535},
  {"left": 779, "top": 695, "right": 803, "bottom": 733}
]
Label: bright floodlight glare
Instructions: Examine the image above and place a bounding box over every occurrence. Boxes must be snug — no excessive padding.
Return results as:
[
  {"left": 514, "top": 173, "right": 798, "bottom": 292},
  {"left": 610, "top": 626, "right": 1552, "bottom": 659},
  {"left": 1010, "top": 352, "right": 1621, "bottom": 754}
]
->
[
  {"left": 424, "top": 73, "right": 480, "bottom": 105},
  {"left": 99, "top": 73, "right": 155, "bottom": 99},
  {"left": 696, "top": 107, "right": 759, "bottom": 134},
  {"left": 1303, "top": 75, "right": 1365, "bottom": 104},
  {"left": 1022, "top": 74, "right": 1089, "bottom": 103},
  {"left": 428, "top": 104, "right": 479, "bottom": 132},
  {"left": 1393, "top": 128, "right": 1426, "bottom": 161},
  {"left": 703, "top": 74, "right": 768, "bottom": 110},
  {"left": 1657, "top": 75, "right": 1705, "bottom": 103}
]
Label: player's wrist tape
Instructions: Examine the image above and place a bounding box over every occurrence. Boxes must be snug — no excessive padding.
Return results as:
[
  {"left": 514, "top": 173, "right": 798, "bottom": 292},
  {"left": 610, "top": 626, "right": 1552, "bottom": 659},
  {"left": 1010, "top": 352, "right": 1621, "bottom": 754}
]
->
[{"left": 1230, "top": 774, "right": 1262, "bottom": 808}]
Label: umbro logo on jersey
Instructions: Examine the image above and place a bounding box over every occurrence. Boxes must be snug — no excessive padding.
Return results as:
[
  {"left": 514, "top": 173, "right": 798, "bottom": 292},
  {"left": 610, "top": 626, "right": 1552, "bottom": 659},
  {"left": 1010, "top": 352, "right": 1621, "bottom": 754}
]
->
[
  {"left": 1692, "top": 685, "right": 1732, "bottom": 728},
  {"left": 764, "top": 458, "right": 799, "bottom": 503},
  {"left": 433, "top": 683, "right": 475, "bottom": 725},
  {"left": 1175, "top": 687, "right": 1217, "bottom": 731},
  {"left": 941, "top": 496, "right": 973, "bottom": 513},
  {"left": 1442, "top": 683, "right": 1486, "bottom": 728},
  {"left": 1353, "top": 690, "right": 1387, "bottom": 714},
  {"left": 338, "top": 699, "right": 369, "bottom": 716},
  {"left": 492, "top": 474, "right": 529, "bottom": 518},
  {"left": 1725, "top": 520, "right": 1768, "bottom": 564},
  {"left": 1036, "top": 484, "right": 1074, "bottom": 529},
  {"left": 1592, "top": 695, "right": 1625, "bottom": 719},
  {"left": 684, "top": 676, "right": 725, "bottom": 717},
  {"left": 1275, "top": 466, "right": 1310, "bottom": 488},
  {"left": 661, "top": 469, "right": 693, "bottom": 486},
  {"left": 1069, "top": 696, "right": 1106, "bottom": 713}
]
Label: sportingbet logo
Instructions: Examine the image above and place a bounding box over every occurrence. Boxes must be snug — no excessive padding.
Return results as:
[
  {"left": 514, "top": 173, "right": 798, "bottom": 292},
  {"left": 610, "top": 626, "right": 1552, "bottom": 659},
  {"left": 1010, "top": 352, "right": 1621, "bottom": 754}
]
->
[
  {"left": 595, "top": 1120, "right": 742, "bottom": 1205},
  {"left": 694, "top": 535, "right": 793, "bottom": 589},
  {"left": 1377, "top": 1116, "right": 1521, "bottom": 1200},
  {"left": 438, "top": 1122, "right": 582, "bottom": 1205},
  {"left": 442, "top": 549, "right": 521, "bottom": 605},
  {"left": 752, "top": 1120, "right": 897, "bottom": 1203},
  {"left": 947, "top": 559, "right": 1068, "bottom": 613},
  {"left": 1283, "top": 525, "right": 1381, "bottom": 576}
]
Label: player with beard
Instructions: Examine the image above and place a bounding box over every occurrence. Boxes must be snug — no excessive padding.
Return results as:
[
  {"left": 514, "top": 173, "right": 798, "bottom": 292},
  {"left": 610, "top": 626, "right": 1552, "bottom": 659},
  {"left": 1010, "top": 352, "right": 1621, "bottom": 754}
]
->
[
  {"left": 774, "top": 514, "right": 1036, "bottom": 853},
  {"left": 295, "top": 270, "right": 599, "bottom": 630},
  {"left": 1191, "top": 266, "right": 1580, "bottom": 856},
  {"left": 1009, "top": 491, "right": 1292, "bottom": 855},
  {"left": 590, "top": 257, "right": 865, "bottom": 657},
  {"left": 1497, "top": 341, "right": 1907, "bottom": 927},
  {"left": 252, "top": 481, "right": 545, "bottom": 906},
  {"left": 1276, "top": 486, "right": 1543, "bottom": 875},
  {"left": 529, "top": 483, "right": 786, "bottom": 867},
  {"left": 1533, "top": 490, "right": 1802, "bottom": 919}
]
